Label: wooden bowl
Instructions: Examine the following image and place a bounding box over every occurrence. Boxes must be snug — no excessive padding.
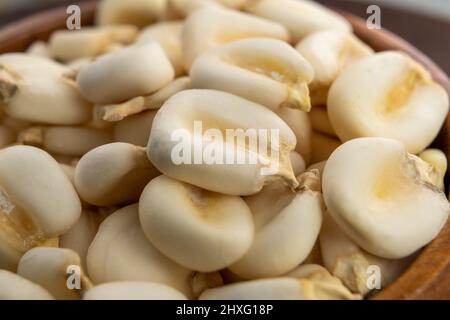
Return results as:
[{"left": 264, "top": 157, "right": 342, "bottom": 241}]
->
[{"left": 0, "top": 1, "right": 449, "bottom": 300}]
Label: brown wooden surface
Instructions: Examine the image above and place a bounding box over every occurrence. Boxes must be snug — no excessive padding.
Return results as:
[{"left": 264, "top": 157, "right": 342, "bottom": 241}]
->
[{"left": 0, "top": 0, "right": 449, "bottom": 300}]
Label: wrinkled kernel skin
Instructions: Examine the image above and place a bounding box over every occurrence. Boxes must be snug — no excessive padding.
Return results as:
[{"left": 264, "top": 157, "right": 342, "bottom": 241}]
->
[{"left": 0, "top": 146, "right": 81, "bottom": 271}]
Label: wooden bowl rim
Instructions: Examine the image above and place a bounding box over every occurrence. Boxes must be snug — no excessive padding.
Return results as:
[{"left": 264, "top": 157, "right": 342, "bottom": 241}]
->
[{"left": 0, "top": 0, "right": 449, "bottom": 300}]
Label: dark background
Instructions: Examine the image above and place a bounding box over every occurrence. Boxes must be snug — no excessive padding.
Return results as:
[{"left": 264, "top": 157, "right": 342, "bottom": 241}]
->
[{"left": 0, "top": 0, "right": 449, "bottom": 75}]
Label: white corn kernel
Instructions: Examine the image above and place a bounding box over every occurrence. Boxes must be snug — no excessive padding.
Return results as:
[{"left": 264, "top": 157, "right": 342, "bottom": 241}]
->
[
  {"left": 104, "top": 25, "right": 140, "bottom": 43},
  {"left": 49, "top": 26, "right": 139, "bottom": 62},
  {"left": 245, "top": 0, "right": 352, "bottom": 43},
  {"left": 182, "top": 6, "right": 290, "bottom": 69},
  {"left": 94, "top": 77, "right": 191, "bottom": 122},
  {"left": 419, "top": 149, "right": 447, "bottom": 190},
  {"left": 60, "top": 209, "right": 101, "bottom": 272},
  {"left": 328, "top": 52, "right": 449, "bottom": 154},
  {"left": 86, "top": 204, "right": 194, "bottom": 296},
  {"left": 290, "top": 152, "right": 306, "bottom": 176},
  {"left": 139, "top": 175, "right": 254, "bottom": 272},
  {"left": 136, "top": 21, "right": 185, "bottom": 76},
  {"left": 296, "top": 30, "right": 373, "bottom": 105},
  {"left": 77, "top": 43, "right": 175, "bottom": 105},
  {"left": 200, "top": 277, "right": 360, "bottom": 300},
  {"left": 148, "top": 89, "right": 298, "bottom": 195},
  {"left": 66, "top": 58, "right": 93, "bottom": 72},
  {"left": 307, "top": 161, "right": 327, "bottom": 182},
  {"left": 276, "top": 107, "right": 312, "bottom": 164},
  {"left": 0, "top": 146, "right": 81, "bottom": 271},
  {"left": 322, "top": 137, "right": 450, "bottom": 259},
  {"left": 320, "top": 211, "right": 416, "bottom": 294},
  {"left": 0, "top": 54, "right": 92, "bottom": 125},
  {"left": 285, "top": 264, "right": 334, "bottom": 282},
  {"left": 83, "top": 282, "right": 188, "bottom": 300},
  {"left": 75, "top": 143, "right": 159, "bottom": 206},
  {"left": 229, "top": 170, "right": 323, "bottom": 278},
  {"left": 17, "top": 247, "right": 92, "bottom": 300},
  {"left": 18, "top": 126, "right": 113, "bottom": 157},
  {"left": 169, "top": 0, "right": 220, "bottom": 17},
  {"left": 0, "top": 270, "right": 54, "bottom": 300},
  {"left": 114, "top": 110, "right": 157, "bottom": 147},
  {"left": 170, "top": 0, "right": 249, "bottom": 17},
  {"left": 26, "top": 41, "right": 52, "bottom": 59},
  {"left": 284, "top": 264, "right": 362, "bottom": 299},
  {"left": 58, "top": 163, "right": 76, "bottom": 185},
  {"left": 97, "top": 0, "right": 168, "bottom": 27},
  {"left": 191, "top": 38, "right": 314, "bottom": 112}
]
